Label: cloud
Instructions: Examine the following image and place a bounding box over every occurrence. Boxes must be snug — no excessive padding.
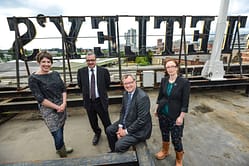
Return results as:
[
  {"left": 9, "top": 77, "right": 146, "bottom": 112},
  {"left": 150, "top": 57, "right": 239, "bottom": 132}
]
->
[
  {"left": 229, "top": 0, "right": 249, "bottom": 14},
  {"left": 0, "top": 0, "right": 63, "bottom": 17},
  {"left": 0, "top": 0, "right": 248, "bottom": 50}
]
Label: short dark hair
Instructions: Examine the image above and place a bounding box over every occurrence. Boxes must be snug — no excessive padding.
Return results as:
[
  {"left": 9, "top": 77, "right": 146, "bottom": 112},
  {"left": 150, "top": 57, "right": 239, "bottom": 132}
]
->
[
  {"left": 122, "top": 73, "right": 136, "bottom": 82},
  {"left": 87, "top": 52, "right": 96, "bottom": 57},
  {"left": 36, "top": 51, "right": 53, "bottom": 64}
]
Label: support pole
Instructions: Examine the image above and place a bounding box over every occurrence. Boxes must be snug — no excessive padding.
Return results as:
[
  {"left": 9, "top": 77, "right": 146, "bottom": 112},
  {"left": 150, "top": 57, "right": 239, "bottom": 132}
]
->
[{"left": 201, "top": 0, "right": 230, "bottom": 80}]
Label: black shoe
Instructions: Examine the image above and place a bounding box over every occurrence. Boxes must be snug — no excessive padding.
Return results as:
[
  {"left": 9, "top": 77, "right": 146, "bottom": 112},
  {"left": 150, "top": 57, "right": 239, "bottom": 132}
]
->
[
  {"left": 108, "top": 150, "right": 115, "bottom": 153},
  {"left": 92, "top": 134, "right": 100, "bottom": 145}
]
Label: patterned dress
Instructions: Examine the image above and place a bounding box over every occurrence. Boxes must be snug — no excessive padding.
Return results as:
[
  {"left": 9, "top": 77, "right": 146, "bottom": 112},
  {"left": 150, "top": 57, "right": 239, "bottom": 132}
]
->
[{"left": 28, "top": 71, "right": 67, "bottom": 132}]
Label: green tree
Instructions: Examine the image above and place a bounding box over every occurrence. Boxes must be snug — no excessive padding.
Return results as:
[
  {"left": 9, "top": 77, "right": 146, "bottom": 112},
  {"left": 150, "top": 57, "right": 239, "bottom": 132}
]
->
[
  {"left": 8, "top": 48, "right": 15, "bottom": 60},
  {"left": 0, "top": 50, "right": 4, "bottom": 60},
  {"left": 147, "top": 49, "right": 153, "bottom": 64},
  {"left": 135, "top": 56, "right": 150, "bottom": 66}
]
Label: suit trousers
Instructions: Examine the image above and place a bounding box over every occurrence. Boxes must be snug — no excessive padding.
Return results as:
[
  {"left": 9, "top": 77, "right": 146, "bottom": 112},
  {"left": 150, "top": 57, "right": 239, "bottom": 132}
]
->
[
  {"left": 106, "top": 123, "right": 140, "bottom": 152},
  {"left": 86, "top": 98, "right": 111, "bottom": 135}
]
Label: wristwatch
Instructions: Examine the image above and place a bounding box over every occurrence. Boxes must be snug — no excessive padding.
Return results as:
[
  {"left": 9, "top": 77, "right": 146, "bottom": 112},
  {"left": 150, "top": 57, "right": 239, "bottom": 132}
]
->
[{"left": 118, "top": 124, "right": 123, "bottom": 128}]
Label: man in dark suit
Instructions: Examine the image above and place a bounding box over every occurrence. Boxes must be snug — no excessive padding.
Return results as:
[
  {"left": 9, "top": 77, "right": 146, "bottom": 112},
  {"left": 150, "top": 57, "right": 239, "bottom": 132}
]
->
[
  {"left": 77, "top": 52, "right": 111, "bottom": 145},
  {"left": 106, "top": 74, "right": 152, "bottom": 152}
]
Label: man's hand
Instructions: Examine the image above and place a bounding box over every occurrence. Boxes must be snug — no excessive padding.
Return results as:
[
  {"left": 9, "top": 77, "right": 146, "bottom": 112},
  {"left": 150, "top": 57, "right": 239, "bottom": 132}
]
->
[{"left": 116, "top": 128, "right": 127, "bottom": 139}]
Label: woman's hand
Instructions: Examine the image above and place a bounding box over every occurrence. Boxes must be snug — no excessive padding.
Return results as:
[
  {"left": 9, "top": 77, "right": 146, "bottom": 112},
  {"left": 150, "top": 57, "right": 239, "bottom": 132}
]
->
[
  {"left": 176, "top": 112, "right": 185, "bottom": 126},
  {"left": 154, "top": 111, "right": 158, "bottom": 117},
  {"left": 176, "top": 116, "right": 183, "bottom": 125},
  {"left": 57, "top": 103, "right": 66, "bottom": 112},
  {"left": 154, "top": 104, "right": 158, "bottom": 117}
]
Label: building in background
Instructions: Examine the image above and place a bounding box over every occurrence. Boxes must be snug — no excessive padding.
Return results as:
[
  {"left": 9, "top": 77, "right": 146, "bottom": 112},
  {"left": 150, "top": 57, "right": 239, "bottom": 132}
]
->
[
  {"left": 124, "top": 28, "right": 137, "bottom": 51},
  {"left": 156, "top": 39, "right": 164, "bottom": 54}
]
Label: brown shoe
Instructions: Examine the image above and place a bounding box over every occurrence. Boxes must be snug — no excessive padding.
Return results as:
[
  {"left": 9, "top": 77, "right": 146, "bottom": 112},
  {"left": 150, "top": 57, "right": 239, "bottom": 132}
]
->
[
  {"left": 155, "top": 142, "right": 170, "bottom": 160},
  {"left": 176, "top": 151, "right": 184, "bottom": 166}
]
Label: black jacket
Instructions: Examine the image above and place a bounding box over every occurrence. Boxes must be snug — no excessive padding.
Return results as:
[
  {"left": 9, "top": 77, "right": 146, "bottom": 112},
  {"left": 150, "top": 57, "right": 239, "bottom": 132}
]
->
[
  {"left": 156, "top": 76, "right": 190, "bottom": 120},
  {"left": 117, "top": 88, "right": 152, "bottom": 140},
  {"left": 77, "top": 66, "right": 110, "bottom": 111}
]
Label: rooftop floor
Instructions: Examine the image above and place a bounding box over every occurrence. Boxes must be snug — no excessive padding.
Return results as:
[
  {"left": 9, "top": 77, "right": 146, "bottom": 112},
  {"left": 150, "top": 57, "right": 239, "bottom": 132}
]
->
[{"left": 0, "top": 88, "right": 249, "bottom": 166}]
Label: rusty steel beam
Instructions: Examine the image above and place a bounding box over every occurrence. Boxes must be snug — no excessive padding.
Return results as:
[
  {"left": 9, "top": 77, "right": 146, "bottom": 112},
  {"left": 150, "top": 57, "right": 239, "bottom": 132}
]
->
[
  {"left": 0, "top": 95, "right": 122, "bottom": 113},
  {"left": 1, "top": 75, "right": 249, "bottom": 113}
]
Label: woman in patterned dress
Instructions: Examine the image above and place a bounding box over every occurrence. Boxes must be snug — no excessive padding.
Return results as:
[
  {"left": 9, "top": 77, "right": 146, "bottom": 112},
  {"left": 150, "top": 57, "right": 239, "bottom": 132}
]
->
[{"left": 28, "top": 51, "right": 73, "bottom": 158}]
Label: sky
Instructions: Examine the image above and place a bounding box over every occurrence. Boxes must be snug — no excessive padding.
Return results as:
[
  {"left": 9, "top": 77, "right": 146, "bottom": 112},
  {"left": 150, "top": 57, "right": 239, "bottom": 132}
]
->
[{"left": 0, "top": 0, "right": 248, "bottom": 50}]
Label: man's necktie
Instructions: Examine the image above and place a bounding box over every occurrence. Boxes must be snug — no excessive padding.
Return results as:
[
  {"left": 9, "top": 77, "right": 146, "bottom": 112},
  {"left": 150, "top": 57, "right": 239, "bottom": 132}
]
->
[
  {"left": 90, "top": 69, "right": 96, "bottom": 100},
  {"left": 122, "top": 93, "right": 132, "bottom": 127}
]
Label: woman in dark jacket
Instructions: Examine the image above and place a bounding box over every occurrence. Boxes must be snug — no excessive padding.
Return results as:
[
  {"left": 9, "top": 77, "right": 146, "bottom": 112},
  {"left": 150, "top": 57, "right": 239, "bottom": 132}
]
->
[{"left": 154, "top": 59, "right": 190, "bottom": 166}]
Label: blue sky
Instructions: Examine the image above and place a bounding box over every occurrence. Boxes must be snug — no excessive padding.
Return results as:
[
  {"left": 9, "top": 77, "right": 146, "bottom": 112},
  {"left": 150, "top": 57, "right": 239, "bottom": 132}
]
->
[{"left": 0, "top": 0, "right": 248, "bottom": 50}]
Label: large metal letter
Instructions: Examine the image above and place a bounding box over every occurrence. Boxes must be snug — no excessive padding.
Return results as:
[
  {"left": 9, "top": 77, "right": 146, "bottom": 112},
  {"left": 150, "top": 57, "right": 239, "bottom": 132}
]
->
[
  {"left": 91, "top": 16, "right": 118, "bottom": 56},
  {"left": 222, "top": 16, "right": 247, "bottom": 53},
  {"left": 154, "top": 16, "right": 183, "bottom": 55},
  {"left": 136, "top": 16, "right": 150, "bottom": 55},
  {"left": 49, "top": 16, "right": 85, "bottom": 58},
  {"left": 7, "top": 17, "right": 38, "bottom": 61},
  {"left": 191, "top": 16, "right": 215, "bottom": 53}
]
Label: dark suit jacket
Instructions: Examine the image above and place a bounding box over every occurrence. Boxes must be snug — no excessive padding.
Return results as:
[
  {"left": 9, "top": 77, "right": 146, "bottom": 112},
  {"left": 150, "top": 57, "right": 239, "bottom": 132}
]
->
[
  {"left": 77, "top": 66, "right": 110, "bottom": 111},
  {"left": 117, "top": 88, "right": 152, "bottom": 140},
  {"left": 156, "top": 76, "right": 190, "bottom": 120}
]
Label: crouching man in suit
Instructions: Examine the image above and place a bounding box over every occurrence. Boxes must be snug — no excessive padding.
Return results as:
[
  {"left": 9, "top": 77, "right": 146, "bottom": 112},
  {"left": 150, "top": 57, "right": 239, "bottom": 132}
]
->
[{"left": 106, "top": 73, "right": 152, "bottom": 152}]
